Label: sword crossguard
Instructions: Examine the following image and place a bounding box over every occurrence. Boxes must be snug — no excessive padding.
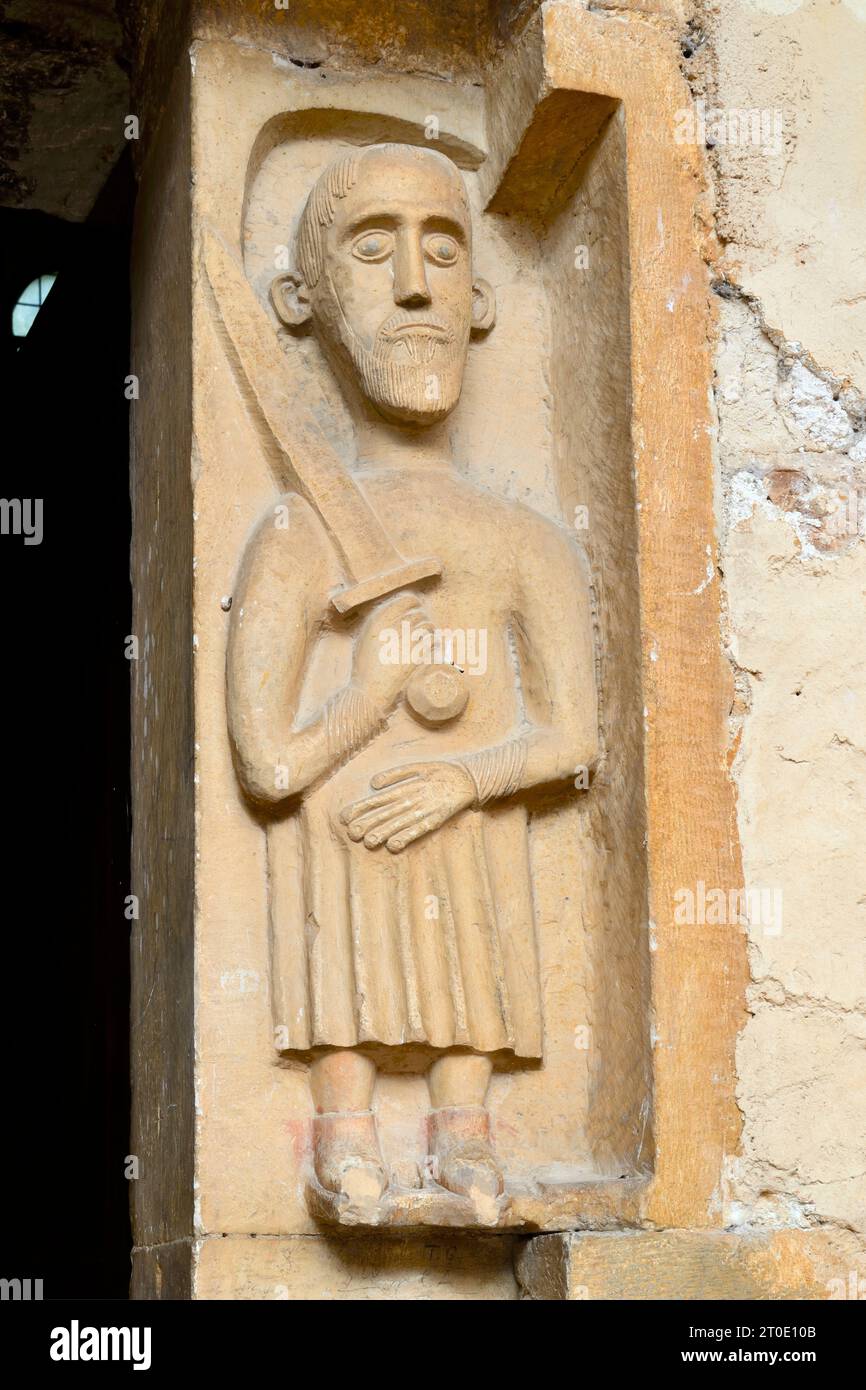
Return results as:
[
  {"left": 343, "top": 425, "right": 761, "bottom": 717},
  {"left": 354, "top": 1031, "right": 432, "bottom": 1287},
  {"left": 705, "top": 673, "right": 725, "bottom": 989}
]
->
[{"left": 330, "top": 557, "right": 442, "bottom": 615}]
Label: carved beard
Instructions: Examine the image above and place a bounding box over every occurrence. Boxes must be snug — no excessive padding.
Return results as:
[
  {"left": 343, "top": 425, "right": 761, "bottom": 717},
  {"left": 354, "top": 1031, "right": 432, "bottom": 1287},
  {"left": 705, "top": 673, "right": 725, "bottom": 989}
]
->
[{"left": 346, "top": 308, "right": 469, "bottom": 424}]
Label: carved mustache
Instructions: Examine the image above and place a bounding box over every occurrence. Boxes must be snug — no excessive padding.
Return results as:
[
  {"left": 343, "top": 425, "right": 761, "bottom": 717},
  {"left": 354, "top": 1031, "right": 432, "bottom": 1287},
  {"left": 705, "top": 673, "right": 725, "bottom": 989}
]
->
[{"left": 376, "top": 310, "right": 455, "bottom": 358}]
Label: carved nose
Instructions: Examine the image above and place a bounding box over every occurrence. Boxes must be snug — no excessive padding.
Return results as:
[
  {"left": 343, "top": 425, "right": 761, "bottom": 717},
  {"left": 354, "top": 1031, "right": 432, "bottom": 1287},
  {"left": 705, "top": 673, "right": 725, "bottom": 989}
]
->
[{"left": 393, "top": 236, "right": 431, "bottom": 307}]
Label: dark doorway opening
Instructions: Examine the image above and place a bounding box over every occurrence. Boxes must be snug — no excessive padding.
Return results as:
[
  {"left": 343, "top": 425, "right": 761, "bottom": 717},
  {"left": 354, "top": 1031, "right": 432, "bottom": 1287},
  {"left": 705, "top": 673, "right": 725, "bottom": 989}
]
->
[{"left": 0, "top": 151, "right": 134, "bottom": 1299}]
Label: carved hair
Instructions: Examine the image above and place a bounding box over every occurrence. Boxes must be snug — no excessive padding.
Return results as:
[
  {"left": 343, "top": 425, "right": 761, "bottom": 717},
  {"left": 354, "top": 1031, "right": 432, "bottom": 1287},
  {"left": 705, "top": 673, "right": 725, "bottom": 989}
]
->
[{"left": 296, "top": 151, "right": 360, "bottom": 288}]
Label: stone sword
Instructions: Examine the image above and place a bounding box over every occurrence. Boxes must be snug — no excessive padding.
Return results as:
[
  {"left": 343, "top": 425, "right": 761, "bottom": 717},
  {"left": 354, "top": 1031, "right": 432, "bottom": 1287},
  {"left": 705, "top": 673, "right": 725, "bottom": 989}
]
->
[{"left": 202, "top": 227, "right": 468, "bottom": 725}]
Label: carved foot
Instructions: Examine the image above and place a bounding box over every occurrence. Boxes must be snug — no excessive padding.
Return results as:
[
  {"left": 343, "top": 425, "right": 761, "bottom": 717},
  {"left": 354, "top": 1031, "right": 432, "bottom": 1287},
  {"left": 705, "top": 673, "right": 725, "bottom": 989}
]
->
[
  {"left": 427, "top": 1105, "right": 504, "bottom": 1222},
  {"left": 313, "top": 1110, "right": 388, "bottom": 1221}
]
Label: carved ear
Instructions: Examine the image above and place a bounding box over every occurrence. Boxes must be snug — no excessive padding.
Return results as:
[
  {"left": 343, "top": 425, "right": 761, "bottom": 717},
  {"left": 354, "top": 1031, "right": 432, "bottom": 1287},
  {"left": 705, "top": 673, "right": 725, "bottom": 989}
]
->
[
  {"left": 271, "top": 271, "right": 311, "bottom": 329},
  {"left": 470, "top": 276, "right": 496, "bottom": 335}
]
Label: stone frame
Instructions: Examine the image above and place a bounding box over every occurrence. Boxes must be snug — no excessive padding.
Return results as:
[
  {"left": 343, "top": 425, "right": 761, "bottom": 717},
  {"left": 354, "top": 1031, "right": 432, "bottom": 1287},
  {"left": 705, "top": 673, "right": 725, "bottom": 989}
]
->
[{"left": 487, "top": 2, "right": 748, "bottom": 1233}]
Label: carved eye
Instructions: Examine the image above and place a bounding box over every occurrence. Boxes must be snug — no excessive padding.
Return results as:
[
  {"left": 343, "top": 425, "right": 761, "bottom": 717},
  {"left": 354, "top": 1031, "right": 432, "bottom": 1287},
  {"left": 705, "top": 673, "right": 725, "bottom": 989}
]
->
[
  {"left": 424, "top": 234, "right": 459, "bottom": 266},
  {"left": 351, "top": 231, "right": 393, "bottom": 263}
]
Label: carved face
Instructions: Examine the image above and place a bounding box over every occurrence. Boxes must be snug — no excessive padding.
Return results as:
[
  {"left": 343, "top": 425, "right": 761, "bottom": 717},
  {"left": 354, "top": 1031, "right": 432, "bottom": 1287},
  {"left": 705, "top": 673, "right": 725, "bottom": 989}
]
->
[{"left": 292, "top": 147, "right": 492, "bottom": 426}]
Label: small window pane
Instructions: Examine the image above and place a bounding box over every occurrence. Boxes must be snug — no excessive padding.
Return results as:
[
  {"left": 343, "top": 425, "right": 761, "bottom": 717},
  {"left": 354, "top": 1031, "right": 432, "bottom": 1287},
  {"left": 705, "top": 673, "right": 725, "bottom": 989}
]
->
[
  {"left": 12, "top": 302, "right": 40, "bottom": 337},
  {"left": 12, "top": 274, "right": 57, "bottom": 336}
]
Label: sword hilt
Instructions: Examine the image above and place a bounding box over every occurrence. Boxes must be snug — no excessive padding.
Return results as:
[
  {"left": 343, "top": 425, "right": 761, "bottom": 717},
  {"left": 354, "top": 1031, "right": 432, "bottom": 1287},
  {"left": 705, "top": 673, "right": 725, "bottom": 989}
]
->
[{"left": 333, "top": 563, "right": 470, "bottom": 727}]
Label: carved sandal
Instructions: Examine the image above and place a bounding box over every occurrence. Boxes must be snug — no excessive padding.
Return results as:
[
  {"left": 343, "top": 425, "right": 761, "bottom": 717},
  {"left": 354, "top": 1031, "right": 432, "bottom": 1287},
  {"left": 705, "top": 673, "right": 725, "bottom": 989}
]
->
[
  {"left": 427, "top": 1104, "right": 504, "bottom": 1206},
  {"left": 313, "top": 1109, "right": 388, "bottom": 1214}
]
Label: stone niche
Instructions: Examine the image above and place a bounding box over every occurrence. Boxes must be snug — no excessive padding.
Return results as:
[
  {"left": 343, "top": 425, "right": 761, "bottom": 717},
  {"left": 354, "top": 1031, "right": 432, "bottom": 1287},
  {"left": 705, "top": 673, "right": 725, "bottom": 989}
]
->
[
  {"left": 132, "top": 2, "right": 761, "bottom": 1300},
  {"left": 227, "top": 77, "right": 648, "bottom": 1201}
]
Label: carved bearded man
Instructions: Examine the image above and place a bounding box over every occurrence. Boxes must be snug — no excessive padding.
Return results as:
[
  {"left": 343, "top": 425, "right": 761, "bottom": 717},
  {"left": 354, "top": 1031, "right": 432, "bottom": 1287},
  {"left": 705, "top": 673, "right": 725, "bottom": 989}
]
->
[{"left": 227, "top": 144, "right": 598, "bottom": 1216}]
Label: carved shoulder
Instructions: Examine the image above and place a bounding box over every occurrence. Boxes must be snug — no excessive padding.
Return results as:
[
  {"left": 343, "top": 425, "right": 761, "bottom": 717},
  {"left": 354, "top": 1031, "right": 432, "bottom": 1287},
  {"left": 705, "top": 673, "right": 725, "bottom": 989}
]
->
[
  {"left": 235, "top": 492, "right": 338, "bottom": 600},
  {"left": 509, "top": 500, "right": 592, "bottom": 595}
]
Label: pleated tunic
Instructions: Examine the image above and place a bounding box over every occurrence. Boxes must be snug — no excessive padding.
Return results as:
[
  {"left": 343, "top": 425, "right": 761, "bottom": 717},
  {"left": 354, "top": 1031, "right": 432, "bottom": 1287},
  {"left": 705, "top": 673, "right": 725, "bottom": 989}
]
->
[
  {"left": 247, "top": 467, "right": 595, "bottom": 1066},
  {"left": 268, "top": 699, "right": 542, "bottom": 1060}
]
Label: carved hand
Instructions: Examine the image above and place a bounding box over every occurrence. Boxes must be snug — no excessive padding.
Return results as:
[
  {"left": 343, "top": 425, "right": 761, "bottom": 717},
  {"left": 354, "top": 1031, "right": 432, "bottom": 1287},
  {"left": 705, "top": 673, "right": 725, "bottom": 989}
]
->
[
  {"left": 340, "top": 761, "right": 476, "bottom": 853},
  {"left": 351, "top": 592, "right": 432, "bottom": 714}
]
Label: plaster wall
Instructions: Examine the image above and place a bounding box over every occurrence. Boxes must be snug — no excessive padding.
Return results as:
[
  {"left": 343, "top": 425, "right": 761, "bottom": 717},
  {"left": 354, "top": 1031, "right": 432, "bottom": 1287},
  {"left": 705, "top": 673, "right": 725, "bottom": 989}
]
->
[{"left": 697, "top": 0, "right": 866, "bottom": 1264}]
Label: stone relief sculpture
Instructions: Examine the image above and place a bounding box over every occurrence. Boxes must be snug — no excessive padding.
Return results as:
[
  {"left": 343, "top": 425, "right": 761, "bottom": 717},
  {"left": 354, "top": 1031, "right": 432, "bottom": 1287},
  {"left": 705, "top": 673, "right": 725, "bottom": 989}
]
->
[{"left": 212, "top": 143, "right": 599, "bottom": 1225}]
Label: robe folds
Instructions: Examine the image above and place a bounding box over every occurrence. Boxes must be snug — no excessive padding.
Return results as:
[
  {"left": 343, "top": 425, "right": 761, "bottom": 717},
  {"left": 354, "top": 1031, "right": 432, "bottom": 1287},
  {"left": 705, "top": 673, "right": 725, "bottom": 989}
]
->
[
  {"left": 231, "top": 475, "right": 598, "bottom": 1069},
  {"left": 268, "top": 703, "right": 544, "bottom": 1061}
]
